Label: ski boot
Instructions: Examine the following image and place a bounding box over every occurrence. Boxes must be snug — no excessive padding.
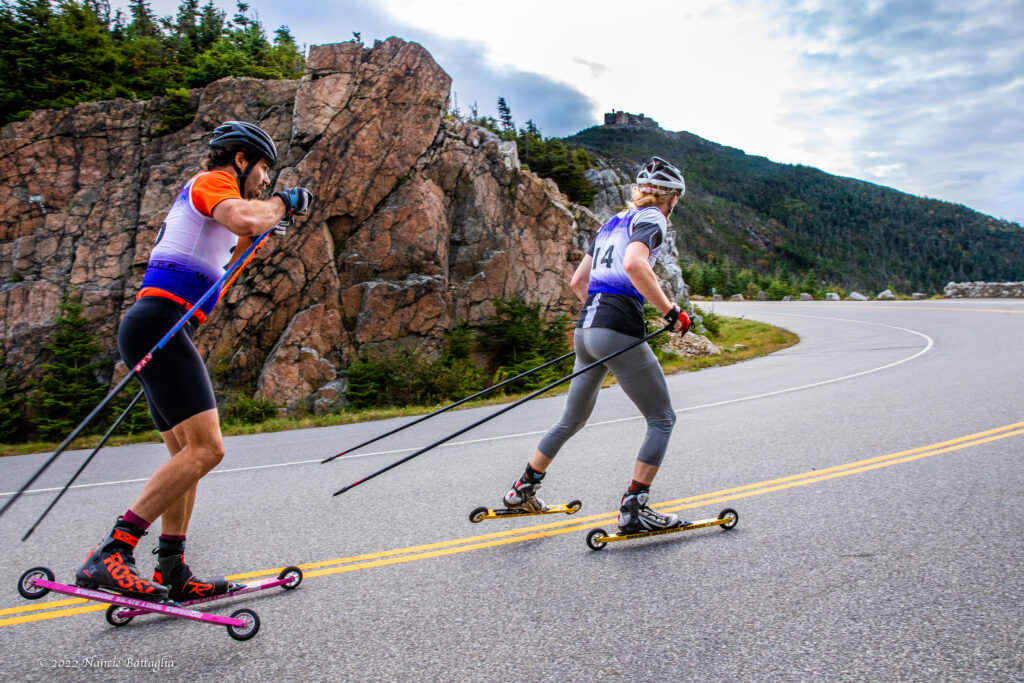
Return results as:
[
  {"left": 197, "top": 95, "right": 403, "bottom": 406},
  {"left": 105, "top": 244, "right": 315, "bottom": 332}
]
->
[
  {"left": 153, "top": 551, "right": 241, "bottom": 602},
  {"left": 617, "top": 490, "right": 687, "bottom": 533},
  {"left": 503, "top": 474, "right": 546, "bottom": 513},
  {"left": 76, "top": 519, "right": 169, "bottom": 601}
]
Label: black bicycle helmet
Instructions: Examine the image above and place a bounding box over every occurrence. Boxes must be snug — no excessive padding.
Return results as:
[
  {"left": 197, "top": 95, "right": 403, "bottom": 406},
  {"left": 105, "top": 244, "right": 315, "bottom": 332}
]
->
[
  {"left": 209, "top": 121, "right": 277, "bottom": 196},
  {"left": 209, "top": 121, "right": 278, "bottom": 167},
  {"left": 636, "top": 156, "right": 685, "bottom": 195}
]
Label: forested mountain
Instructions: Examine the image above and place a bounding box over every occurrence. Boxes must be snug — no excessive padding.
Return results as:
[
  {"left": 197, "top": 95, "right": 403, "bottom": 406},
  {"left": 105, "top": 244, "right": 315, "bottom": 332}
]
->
[{"left": 566, "top": 125, "right": 1024, "bottom": 295}]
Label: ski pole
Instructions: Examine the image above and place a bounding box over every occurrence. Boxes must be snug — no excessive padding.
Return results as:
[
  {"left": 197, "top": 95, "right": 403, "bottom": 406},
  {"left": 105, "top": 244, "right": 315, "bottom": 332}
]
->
[
  {"left": 332, "top": 323, "right": 671, "bottom": 496},
  {"left": 0, "top": 228, "right": 276, "bottom": 522},
  {"left": 21, "top": 389, "right": 145, "bottom": 541},
  {"left": 321, "top": 349, "right": 576, "bottom": 464}
]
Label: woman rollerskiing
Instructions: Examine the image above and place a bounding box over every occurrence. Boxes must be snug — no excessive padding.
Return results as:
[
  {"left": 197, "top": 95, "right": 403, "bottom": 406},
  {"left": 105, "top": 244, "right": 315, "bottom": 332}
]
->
[{"left": 502, "top": 157, "right": 690, "bottom": 533}]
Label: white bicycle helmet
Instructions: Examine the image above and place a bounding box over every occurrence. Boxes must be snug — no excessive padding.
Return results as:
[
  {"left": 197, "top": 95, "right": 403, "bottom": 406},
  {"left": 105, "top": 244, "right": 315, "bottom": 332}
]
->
[{"left": 635, "top": 156, "right": 685, "bottom": 195}]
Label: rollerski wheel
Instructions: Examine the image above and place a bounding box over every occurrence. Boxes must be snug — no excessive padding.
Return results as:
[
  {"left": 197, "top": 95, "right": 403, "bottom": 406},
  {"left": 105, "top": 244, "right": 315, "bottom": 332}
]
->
[
  {"left": 586, "top": 529, "right": 609, "bottom": 551},
  {"left": 18, "top": 567, "right": 54, "bottom": 600},
  {"left": 227, "top": 608, "right": 260, "bottom": 641},
  {"left": 468, "top": 500, "right": 583, "bottom": 523},
  {"left": 718, "top": 508, "right": 739, "bottom": 530},
  {"left": 278, "top": 566, "right": 303, "bottom": 590},
  {"left": 105, "top": 604, "right": 135, "bottom": 627}
]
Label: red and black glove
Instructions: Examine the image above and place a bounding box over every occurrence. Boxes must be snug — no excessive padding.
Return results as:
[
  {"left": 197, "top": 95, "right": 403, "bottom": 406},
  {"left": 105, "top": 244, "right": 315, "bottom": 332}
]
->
[{"left": 664, "top": 306, "right": 691, "bottom": 334}]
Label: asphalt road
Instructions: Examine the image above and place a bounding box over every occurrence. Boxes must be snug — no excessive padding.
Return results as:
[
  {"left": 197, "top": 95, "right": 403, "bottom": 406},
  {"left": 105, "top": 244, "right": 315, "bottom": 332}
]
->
[{"left": 1, "top": 299, "right": 1022, "bottom": 682}]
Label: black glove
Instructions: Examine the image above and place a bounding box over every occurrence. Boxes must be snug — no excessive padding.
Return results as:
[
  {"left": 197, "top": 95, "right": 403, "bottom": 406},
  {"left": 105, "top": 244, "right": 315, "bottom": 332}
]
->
[
  {"left": 275, "top": 187, "right": 313, "bottom": 217},
  {"left": 664, "top": 306, "right": 691, "bottom": 334}
]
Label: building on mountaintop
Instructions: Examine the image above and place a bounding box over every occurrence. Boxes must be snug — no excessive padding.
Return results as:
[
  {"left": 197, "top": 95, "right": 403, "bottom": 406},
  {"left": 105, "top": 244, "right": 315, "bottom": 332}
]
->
[{"left": 603, "top": 110, "right": 659, "bottom": 128}]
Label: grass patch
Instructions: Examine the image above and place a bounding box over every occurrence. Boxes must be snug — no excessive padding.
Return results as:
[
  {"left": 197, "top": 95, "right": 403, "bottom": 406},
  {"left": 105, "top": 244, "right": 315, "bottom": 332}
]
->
[
  {"left": 660, "top": 315, "right": 798, "bottom": 374},
  {"left": 0, "top": 316, "right": 797, "bottom": 457}
]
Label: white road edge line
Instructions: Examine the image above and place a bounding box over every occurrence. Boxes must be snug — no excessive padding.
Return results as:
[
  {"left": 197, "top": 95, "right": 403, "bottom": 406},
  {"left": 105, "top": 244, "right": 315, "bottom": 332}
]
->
[{"left": 0, "top": 314, "right": 933, "bottom": 498}]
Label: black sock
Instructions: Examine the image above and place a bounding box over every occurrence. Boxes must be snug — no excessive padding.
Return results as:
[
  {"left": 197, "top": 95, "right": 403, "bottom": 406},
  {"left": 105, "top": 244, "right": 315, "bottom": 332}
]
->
[
  {"left": 523, "top": 463, "right": 546, "bottom": 483},
  {"left": 628, "top": 479, "right": 649, "bottom": 494},
  {"left": 157, "top": 535, "right": 186, "bottom": 559}
]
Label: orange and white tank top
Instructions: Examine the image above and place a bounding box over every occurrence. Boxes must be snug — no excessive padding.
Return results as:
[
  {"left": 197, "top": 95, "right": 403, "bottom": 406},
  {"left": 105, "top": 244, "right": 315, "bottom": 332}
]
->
[{"left": 139, "top": 170, "right": 241, "bottom": 318}]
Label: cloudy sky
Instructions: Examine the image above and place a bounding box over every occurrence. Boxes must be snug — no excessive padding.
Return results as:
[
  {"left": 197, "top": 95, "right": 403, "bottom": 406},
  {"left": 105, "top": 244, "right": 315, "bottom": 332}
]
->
[{"left": 122, "top": 0, "right": 1024, "bottom": 224}]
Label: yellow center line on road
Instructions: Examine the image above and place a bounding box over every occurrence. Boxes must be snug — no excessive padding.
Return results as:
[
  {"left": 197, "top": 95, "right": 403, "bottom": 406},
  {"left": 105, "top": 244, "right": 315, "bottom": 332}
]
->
[{"left": 3, "top": 421, "right": 1022, "bottom": 628}]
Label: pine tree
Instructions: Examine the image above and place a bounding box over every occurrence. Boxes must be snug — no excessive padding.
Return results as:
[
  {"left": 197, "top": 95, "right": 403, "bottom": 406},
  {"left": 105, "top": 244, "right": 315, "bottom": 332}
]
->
[
  {"left": 496, "top": 96, "right": 515, "bottom": 137},
  {"left": 0, "top": 354, "right": 26, "bottom": 442},
  {"left": 29, "top": 292, "right": 108, "bottom": 441},
  {"left": 0, "top": 0, "right": 304, "bottom": 127}
]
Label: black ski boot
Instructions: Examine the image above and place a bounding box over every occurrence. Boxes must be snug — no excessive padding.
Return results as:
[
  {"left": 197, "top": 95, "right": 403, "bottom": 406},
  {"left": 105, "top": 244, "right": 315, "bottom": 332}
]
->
[
  {"left": 153, "top": 552, "right": 240, "bottom": 602},
  {"left": 76, "top": 519, "right": 169, "bottom": 601},
  {"left": 617, "top": 490, "right": 687, "bottom": 533}
]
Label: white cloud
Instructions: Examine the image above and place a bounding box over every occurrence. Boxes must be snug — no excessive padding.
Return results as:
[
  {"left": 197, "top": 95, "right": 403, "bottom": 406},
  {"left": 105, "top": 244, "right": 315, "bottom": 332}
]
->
[{"left": 868, "top": 163, "right": 905, "bottom": 178}]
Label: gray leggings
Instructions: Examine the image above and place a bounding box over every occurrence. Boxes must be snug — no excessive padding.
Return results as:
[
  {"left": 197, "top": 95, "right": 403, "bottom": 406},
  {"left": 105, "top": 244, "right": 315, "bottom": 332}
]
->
[{"left": 537, "top": 327, "right": 676, "bottom": 466}]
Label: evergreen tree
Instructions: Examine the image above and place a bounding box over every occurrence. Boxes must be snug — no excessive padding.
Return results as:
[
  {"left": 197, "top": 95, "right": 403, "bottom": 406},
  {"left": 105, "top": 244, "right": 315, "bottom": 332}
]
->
[
  {"left": 496, "top": 96, "right": 515, "bottom": 138},
  {"left": 476, "top": 297, "right": 571, "bottom": 392},
  {"left": 0, "top": 0, "right": 305, "bottom": 127},
  {"left": 127, "top": 0, "right": 158, "bottom": 36},
  {"left": 269, "top": 25, "right": 303, "bottom": 77},
  {"left": 513, "top": 122, "right": 596, "bottom": 206},
  {"left": 194, "top": 0, "right": 224, "bottom": 52},
  {"left": 0, "top": 0, "right": 122, "bottom": 124},
  {"left": 0, "top": 354, "right": 25, "bottom": 442},
  {"left": 162, "top": 0, "right": 201, "bottom": 73},
  {"left": 29, "top": 292, "right": 108, "bottom": 441}
]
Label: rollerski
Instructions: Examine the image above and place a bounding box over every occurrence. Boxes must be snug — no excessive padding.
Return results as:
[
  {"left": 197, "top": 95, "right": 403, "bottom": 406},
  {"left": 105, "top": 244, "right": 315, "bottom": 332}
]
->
[
  {"left": 470, "top": 469, "right": 582, "bottom": 522},
  {"left": 105, "top": 565, "right": 302, "bottom": 628},
  {"left": 18, "top": 566, "right": 263, "bottom": 641},
  {"left": 469, "top": 500, "right": 582, "bottom": 523},
  {"left": 586, "top": 508, "right": 739, "bottom": 550}
]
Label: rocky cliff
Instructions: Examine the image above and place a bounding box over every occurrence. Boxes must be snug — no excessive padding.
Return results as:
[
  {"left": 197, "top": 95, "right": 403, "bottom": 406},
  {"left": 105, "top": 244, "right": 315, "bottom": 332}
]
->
[{"left": 1, "top": 38, "right": 682, "bottom": 415}]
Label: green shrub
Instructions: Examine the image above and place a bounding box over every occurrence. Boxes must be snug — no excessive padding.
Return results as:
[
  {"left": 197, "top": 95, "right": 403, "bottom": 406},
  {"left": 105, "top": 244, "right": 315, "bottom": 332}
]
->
[
  {"left": 343, "top": 299, "right": 575, "bottom": 410},
  {"left": 344, "top": 355, "right": 388, "bottom": 409},
  {"left": 690, "top": 304, "right": 721, "bottom": 337},
  {"left": 344, "top": 343, "right": 484, "bottom": 411},
  {"left": 152, "top": 87, "right": 196, "bottom": 137},
  {"left": 223, "top": 395, "right": 278, "bottom": 424},
  {"left": 477, "top": 297, "right": 571, "bottom": 393}
]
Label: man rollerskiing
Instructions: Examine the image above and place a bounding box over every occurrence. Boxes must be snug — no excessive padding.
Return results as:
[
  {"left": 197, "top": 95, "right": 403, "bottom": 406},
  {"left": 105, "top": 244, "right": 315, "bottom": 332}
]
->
[{"left": 77, "top": 121, "right": 312, "bottom": 601}]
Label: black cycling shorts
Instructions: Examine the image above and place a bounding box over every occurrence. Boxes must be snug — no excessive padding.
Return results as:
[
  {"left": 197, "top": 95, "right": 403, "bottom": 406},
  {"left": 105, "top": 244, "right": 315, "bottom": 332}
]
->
[{"left": 117, "top": 296, "right": 216, "bottom": 432}]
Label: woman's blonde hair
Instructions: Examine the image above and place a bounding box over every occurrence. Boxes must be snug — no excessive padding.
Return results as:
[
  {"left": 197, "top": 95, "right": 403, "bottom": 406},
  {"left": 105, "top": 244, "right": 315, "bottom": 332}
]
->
[{"left": 629, "top": 184, "right": 679, "bottom": 209}]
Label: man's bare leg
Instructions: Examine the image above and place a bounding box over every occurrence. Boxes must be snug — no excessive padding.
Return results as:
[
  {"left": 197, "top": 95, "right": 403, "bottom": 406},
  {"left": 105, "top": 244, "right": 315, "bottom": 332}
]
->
[
  {"left": 129, "top": 409, "right": 224, "bottom": 524},
  {"left": 155, "top": 429, "right": 198, "bottom": 537}
]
